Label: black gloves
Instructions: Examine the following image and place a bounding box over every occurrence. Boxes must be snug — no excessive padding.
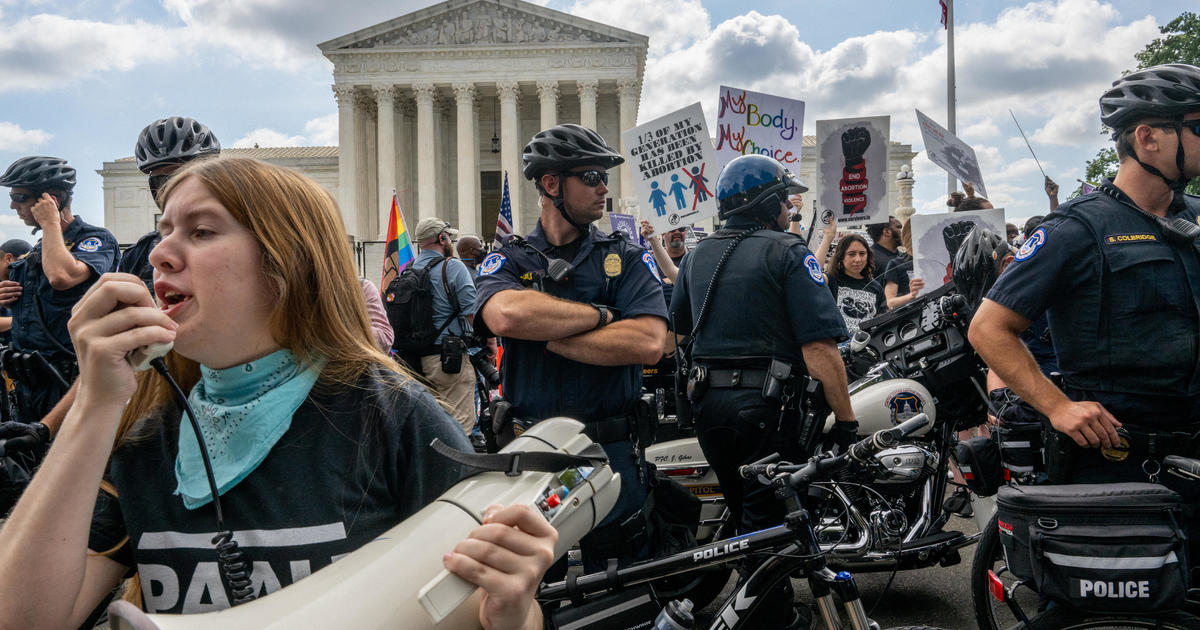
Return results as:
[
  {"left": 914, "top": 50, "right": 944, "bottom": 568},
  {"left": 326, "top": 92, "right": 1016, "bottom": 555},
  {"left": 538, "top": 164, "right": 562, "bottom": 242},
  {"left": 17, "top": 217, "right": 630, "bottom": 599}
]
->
[
  {"left": 824, "top": 420, "right": 860, "bottom": 455},
  {"left": 0, "top": 421, "right": 49, "bottom": 449}
]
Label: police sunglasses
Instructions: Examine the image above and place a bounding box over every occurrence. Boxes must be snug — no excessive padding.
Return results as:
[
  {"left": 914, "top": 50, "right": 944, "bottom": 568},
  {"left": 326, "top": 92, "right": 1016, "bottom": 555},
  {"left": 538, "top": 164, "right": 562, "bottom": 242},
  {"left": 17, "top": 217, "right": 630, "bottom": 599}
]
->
[
  {"left": 561, "top": 170, "right": 608, "bottom": 187},
  {"left": 148, "top": 174, "right": 172, "bottom": 199},
  {"left": 1146, "top": 120, "right": 1200, "bottom": 137},
  {"left": 9, "top": 192, "right": 33, "bottom": 203}
]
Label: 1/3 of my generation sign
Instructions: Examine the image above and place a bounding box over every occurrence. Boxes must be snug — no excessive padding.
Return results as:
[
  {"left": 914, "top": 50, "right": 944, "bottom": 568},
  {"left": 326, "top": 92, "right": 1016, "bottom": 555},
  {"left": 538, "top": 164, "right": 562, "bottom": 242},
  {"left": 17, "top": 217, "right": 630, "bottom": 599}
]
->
[{"left": 623, "top": 102, "right": 720, "bottom": 234}]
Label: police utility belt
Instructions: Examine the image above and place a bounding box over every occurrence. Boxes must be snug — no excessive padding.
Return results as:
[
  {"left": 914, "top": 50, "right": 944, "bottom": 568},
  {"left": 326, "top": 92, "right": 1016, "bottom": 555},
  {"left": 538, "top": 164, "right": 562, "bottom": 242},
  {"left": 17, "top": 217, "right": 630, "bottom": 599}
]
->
[{"left": 687, "top": 358, "right": 797, "bottom": 403}]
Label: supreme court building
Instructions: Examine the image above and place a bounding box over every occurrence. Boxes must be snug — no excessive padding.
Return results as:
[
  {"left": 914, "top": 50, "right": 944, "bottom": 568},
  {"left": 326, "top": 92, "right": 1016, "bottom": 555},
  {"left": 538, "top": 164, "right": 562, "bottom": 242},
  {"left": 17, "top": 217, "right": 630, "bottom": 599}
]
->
[{"left": 100, "top": 0, "right": 917, "bottom": 271}]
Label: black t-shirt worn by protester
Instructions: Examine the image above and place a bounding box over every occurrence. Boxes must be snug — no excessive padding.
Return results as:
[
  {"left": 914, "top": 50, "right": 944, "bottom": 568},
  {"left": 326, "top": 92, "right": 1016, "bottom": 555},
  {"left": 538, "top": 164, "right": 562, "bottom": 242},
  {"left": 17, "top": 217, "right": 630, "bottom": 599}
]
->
[{"left": 827, "top": 272, "right": 886, "bottom": 335}]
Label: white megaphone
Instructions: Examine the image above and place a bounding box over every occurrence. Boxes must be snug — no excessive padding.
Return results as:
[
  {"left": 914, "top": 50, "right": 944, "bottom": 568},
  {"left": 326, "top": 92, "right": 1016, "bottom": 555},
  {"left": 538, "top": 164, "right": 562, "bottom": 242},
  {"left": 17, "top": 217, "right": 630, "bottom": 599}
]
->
[{"left": 107, "top": 417, "right": 620, "bottom": 629}]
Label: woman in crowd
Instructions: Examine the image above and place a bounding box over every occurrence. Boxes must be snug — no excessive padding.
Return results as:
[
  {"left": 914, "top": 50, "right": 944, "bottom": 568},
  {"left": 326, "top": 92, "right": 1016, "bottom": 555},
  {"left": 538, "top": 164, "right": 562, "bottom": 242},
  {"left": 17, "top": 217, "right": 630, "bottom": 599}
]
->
[
  {"left": 0, "top": 157, "right": 553, "bottom": 629},
  {"left": 883, "top": 220, "right": 925, "bottom": 310},
  {"left": 825, "top": 233, "right": 886, "bottom": 335}
]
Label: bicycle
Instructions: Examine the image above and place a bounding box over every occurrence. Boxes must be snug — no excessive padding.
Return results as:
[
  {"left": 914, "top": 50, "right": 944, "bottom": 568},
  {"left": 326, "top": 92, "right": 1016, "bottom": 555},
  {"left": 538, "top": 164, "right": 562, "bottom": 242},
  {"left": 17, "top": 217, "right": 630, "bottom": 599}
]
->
[
  {"left": 971, "top": 454, "right": 1200, "bottom": 630},
  {"left": 538, "top": 413, "right": 949, "bottom": 630}
]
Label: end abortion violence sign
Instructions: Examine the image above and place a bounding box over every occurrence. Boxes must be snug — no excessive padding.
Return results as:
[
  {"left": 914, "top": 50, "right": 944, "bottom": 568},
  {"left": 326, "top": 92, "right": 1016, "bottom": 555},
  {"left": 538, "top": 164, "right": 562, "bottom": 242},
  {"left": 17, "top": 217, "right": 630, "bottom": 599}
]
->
[
  {"left": 714, "top": 85, "right": 805, "bottom": 170},
  {"left": 622, "top": 102, "right": 720, "bottom": 234}
]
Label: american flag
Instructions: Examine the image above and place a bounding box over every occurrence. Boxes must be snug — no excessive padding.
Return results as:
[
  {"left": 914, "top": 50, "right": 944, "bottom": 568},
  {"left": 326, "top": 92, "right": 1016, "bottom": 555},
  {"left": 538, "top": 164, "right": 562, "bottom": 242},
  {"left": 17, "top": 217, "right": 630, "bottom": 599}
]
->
[
  {"left": 939, "top": 0, "right": 948, "bottom": 28},
  {"left": 493, "top": 171, "right": 514, "bottom": 250}
]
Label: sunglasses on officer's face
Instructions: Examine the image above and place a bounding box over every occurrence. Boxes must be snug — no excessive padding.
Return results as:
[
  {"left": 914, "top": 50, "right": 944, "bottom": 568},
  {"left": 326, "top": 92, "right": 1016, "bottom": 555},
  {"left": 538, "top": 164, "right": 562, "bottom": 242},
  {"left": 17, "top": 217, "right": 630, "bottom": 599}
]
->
[
  {"left": 1184, "top": 120, "right": 1200, "bottom": 137},
  {"left": 9, "top": 192, "right": 33, "bottom": 204},
  {"left": 562, "top": 170, "right": 609, "bottom": 187}
]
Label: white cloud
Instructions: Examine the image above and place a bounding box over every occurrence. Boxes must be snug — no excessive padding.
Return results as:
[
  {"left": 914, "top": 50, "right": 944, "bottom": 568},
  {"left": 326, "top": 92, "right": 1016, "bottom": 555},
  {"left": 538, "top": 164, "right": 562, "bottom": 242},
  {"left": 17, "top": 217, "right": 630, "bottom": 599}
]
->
[
  {"left": 568, "top": 0, "right": 708, "bottom": 56},
  {"left": 231, "top": 128, "right": 307, "bottom": 149},
  {"left": 231, "top": 113, "right": 339, "bottom": 148},
  {"left": 0, "top": 121, "right": 51, "bottom": 150},
  {"left": 1031, "top": 99, "right": 1096, "bottom": 146},
  {"left": 303, "top": 114, "right": 338, "bottom": 146},
  {"left": 0, "top": 14, "right": 190, "bottom": 91},
  {"left": 960, "top": 120, "right": 1000, "bottom": 140}
]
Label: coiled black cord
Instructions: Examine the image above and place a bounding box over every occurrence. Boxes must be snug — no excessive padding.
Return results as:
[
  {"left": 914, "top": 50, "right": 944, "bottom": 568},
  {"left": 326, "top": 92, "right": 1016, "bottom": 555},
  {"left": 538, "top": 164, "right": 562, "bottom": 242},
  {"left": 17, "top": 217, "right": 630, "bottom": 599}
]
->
[{"left": 151, "top": 357, "right": 256, "bottom": 605}]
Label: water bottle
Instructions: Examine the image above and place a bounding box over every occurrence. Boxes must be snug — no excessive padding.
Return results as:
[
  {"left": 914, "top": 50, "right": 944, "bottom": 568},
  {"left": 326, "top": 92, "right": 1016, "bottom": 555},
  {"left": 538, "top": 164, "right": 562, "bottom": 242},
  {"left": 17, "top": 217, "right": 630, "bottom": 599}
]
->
[{"left": 654, "top": 598, "right": 694, "bottom": 630}]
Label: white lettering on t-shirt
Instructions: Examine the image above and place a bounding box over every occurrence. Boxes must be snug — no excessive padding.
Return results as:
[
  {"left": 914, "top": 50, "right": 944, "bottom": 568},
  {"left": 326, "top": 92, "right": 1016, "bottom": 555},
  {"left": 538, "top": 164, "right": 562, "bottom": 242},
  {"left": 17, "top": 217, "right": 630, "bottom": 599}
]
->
[
  {"left": 139, "top": 564, "right": 179, "bottom": 613},
  {"left": 251, "top": 561, "right": 282, "bottom": 598},
  {"left": 182, "top": 562, "right": 230, "bottom": 613}
]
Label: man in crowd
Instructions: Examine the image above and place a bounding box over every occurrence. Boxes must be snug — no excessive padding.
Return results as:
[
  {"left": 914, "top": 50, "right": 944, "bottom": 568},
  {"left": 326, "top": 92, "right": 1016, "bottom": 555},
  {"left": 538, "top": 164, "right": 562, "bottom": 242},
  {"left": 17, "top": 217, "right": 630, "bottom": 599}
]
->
[
  {"left": 970, "top": 64, "right": 1200, "bottom": 500},
  {"left": 412, "top": 217, "right": 477, "bottom": 435},
  {"left": 475, "top": 124, "right": 666, "bottom": 572},
  {"left": 456, "top": 234, "right": 484, "bottom": 273},
  {"left": 866, "top": 214, "right": 903, "bottom": 276},
  {"left": 0, "top": 156, "right": 118, "bottom": 425},
  {"left": 672, "top": 154, "right": 856, "bottom": 627}
]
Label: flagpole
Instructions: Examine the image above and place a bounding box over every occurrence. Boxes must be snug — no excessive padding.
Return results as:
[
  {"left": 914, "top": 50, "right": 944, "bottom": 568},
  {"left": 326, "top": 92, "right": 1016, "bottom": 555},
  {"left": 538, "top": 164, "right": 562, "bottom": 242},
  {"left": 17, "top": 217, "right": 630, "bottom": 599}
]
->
[{"left": 946, "top": 0, "right": 957, "bottom": 196}]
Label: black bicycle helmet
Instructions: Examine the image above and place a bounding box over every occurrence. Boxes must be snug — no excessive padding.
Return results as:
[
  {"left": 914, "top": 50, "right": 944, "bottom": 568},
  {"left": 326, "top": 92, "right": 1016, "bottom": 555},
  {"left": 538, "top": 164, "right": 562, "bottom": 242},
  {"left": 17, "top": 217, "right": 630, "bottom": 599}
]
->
[
  {"left": 135, "top": 116, "right": 221, "bottom": 174},
  {"left": 952, "top": 227, "right": 1011, "bottom": 311},
  {"left": 521, "top": 124, "right": 624, "bottom": 181},
  {"left": 716, "top": 154, "right": 807, "bottom": 223},
  {"left": 0, "top": 156, "right": 76, "bottom": 192},
  {"left": 1099, "top": 64, "right": 1200, "bottom": 132}
]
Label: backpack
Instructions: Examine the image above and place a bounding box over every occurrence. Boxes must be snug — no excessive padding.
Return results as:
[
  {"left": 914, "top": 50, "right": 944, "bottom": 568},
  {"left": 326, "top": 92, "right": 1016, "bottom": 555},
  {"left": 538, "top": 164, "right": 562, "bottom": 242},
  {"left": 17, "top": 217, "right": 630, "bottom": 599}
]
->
[{"left": 384, "top": 256, "right": 448, "bottom": 354}]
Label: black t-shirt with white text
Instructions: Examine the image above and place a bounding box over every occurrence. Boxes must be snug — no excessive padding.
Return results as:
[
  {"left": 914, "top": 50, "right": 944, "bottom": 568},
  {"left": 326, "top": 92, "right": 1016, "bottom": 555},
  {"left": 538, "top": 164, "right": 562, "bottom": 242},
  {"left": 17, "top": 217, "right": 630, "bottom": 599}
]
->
[
  {"left": 827, "top": 273, "right": 886, "bottom": 335},
  {"left": 89, "top": 367, "right": 470, "bottom": 613}
]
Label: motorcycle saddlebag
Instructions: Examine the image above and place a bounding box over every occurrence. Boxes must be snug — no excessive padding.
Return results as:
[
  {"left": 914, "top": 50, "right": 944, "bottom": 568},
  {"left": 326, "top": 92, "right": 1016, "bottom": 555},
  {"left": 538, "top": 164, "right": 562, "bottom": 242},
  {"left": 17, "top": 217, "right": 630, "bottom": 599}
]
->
[
  {"left": 955, "top": 435, "right": 1003, "bottom": 497},
  {"left": 996, "top": 483, "right": 1188, "bottom": 614}
]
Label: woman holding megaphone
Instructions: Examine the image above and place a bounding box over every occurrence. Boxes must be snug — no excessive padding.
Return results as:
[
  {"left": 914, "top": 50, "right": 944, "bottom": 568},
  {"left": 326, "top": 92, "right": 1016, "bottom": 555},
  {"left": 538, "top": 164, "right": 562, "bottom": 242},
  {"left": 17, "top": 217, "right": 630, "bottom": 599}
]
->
[{"left": 0, "top": 157, "right": 554, "bottom": 630}]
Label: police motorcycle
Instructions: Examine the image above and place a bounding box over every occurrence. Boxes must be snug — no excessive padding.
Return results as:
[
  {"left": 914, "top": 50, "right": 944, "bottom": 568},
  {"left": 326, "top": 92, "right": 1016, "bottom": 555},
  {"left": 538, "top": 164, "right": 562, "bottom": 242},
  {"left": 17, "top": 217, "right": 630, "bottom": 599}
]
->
[
  {"left": 538, "top": 414, "right": 952, "bottom": 630},
  {"left": 644, "top": 280, "right": 991, "bottom": 598},
  {"left": 105, "top": 416, "right": 621, "bottom": 629}
]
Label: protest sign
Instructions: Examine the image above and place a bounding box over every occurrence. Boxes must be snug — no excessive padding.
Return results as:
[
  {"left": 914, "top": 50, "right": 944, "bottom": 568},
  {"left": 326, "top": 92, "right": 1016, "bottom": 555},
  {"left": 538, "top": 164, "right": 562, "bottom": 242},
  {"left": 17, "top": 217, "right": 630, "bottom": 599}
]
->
[
  {"left": 608, "top": 212, "right": 642, "bottom": 246},
  {"left": 622, "top": 102, "right": 720, "bottom": 234},
  {"left": 816, "top": 116, "right": 890, "bottom": 226},
  {"left": 909, "top": 208, "right": 1006, "bottom": 290},
  {"left": 916, "top": 109, "right": 987, "bottom": 198},
  {"left": 714, "top": 85, "right": 805, "bottom": 170}
]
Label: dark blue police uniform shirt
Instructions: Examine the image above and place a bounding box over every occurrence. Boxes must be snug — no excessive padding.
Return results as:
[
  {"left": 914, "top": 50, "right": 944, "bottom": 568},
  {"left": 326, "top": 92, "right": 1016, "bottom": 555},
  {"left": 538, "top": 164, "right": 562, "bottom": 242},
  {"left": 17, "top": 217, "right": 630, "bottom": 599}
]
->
[
  {"left": 671, "top": 219, "right": 848, "bottom": 365},
  {"left": 987, "top": 184, "right": 1200, "bottom": 425},
  {"left": 474, "top": 221, "right": 668, "bottom": 421},
  {"left": 8, "top": 217, "right": 119, "bottom": 357}
]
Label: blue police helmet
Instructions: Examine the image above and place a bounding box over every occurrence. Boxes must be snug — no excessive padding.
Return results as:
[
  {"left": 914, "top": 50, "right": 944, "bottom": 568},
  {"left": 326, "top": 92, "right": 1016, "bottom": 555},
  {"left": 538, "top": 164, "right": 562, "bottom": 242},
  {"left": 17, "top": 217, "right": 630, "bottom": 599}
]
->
[{"left": 716, "top": 155, "right": 807, "bottom": 220}]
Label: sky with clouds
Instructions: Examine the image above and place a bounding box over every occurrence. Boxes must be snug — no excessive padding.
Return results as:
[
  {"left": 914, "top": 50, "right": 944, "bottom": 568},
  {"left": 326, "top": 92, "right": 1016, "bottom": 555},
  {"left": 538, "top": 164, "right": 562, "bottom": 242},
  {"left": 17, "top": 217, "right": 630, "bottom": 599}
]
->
[{"left": 0, "top": 0, "right": 1192, "bottom": 243}]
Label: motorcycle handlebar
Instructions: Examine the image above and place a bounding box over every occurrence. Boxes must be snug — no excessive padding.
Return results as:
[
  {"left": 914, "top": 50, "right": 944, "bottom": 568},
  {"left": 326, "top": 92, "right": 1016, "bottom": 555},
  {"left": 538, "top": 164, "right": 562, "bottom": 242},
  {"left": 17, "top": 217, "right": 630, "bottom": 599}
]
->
[{"left": 737, "top": 413, "right": 931, "bottom": 488}]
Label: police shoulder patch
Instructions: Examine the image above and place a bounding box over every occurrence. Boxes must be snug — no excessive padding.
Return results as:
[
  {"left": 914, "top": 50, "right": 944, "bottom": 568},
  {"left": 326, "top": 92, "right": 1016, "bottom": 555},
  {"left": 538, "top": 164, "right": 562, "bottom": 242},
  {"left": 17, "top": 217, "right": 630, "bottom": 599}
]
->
[
  {"left": 479, "top": 252, "right": 506, "bottom": 276},
  {"left": 803, "top": 252, "right": 825, "bottom": 285},
  {"left": 641, "top": 251, "right": 662, "bottom": 283},
  {"left": 76, "top": 237, "right": 103, "bottom": 253},
  {"left": 1014, "top": 227, "right": 1045, "bottom": 261}
]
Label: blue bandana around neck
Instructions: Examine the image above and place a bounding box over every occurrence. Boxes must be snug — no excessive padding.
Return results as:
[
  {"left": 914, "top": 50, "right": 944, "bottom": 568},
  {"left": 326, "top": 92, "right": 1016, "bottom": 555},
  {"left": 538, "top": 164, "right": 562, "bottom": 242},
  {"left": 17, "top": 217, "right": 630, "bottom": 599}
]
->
[{"left": 174, "top": 349, "right": 324, "bottom": 510}]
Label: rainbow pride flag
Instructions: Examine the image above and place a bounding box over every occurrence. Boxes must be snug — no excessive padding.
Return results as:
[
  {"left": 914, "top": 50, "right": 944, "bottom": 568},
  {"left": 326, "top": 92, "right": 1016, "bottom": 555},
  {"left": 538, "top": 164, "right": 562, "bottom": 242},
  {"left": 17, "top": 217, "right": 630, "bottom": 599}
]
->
[{"left": 381, "top": 191, "right": 415, "bottom": 290}]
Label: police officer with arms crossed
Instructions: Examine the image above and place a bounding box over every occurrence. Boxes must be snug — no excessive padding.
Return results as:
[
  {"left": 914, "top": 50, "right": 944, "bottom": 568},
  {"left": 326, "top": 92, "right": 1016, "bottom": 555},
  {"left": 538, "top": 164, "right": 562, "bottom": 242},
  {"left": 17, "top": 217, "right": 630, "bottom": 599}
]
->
[
  {"left": 475, "top": 124, "right": 667, "bottom": 572},
  {"left": 969, "top": 64, "right": 1200, "bottom": 510},
  {"left": 0, "top": 157, "right": 118, "bottom": 428},
  {"left": 672, "top": 154, "right": 857, "bottom": 627}
]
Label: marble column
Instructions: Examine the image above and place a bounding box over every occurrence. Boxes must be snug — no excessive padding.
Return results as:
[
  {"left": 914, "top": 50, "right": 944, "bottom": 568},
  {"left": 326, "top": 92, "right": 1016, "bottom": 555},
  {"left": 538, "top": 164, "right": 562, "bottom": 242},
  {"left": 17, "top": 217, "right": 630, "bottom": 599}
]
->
[
  {"left": 577, "top": 79, "right": 598, "bottom": 131},
  {"left": 413, "top": 83, "right": 438, "bottom": 222},
  {"left": 537, "top": 80, "right": 559, "bottom": 131},
  {"left": 395, "top": 97, "right": 411, "bottom": 226},
  {"left": 896, "top": 164, "right": 916, "bottom": 222},
  {"left": 497, "top": 81, "right": 522, "bottom": 233},
  {"left": 374, "top": 85, "right": 397, "bottom": 240},
  {"left": 617, "top": 78, "right": 641, "bottom": 203},
  {"left": 333, "top": 85, "right": 358, "bottom": 233},
  {"left": 356, "top": 91, "right": 377, "bottom": 238},
  {"left": 453, "top": 82, "right": 479, "bottom": 235}
]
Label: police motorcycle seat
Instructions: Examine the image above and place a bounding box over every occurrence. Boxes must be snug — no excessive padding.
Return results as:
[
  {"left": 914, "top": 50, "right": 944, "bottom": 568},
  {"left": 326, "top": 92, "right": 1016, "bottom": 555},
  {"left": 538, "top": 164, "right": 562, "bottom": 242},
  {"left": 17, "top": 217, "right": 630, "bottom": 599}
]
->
[{"left": 107, "top": 417, "right": 620, "bottom": 630}]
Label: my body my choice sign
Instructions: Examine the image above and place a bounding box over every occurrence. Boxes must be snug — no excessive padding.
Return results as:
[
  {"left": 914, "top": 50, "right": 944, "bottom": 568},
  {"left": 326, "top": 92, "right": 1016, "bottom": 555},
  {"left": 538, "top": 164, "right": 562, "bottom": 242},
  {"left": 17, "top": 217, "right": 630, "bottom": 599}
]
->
[
  {"left": 622, "top": 102, "right": 719, "bottom": 234},
  {"left": 714, "top": 85, "right": 805, "bottom": 170}
]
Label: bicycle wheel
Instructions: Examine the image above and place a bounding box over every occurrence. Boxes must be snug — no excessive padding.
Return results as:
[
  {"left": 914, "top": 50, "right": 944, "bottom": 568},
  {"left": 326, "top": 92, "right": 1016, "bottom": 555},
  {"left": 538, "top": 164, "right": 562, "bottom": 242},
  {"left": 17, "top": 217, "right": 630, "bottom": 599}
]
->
[
  {"left": 970, "top": 513, "right": 1041, "bottom": 630},
  {"left": 1019, "top": 608, "right": 1200, "bottom": 629}
]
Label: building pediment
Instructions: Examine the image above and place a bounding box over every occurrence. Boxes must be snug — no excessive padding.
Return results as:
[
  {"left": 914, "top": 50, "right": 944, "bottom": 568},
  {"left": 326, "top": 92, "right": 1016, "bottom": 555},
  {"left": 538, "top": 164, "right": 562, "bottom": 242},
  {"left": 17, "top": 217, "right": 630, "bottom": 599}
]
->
[{"left": 319, "top": 0, "right": 646, "bottom": 52}]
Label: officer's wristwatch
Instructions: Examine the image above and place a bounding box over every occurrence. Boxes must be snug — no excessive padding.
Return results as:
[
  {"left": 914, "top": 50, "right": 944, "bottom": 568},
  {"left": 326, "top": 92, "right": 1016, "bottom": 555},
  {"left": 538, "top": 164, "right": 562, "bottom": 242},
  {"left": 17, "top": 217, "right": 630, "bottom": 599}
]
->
[
  {"left": 789, "top": 212, "right": 804, "bottom": 223},
  {"left": 591, "top": 303, "right": 610, "bottom": 329}
]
